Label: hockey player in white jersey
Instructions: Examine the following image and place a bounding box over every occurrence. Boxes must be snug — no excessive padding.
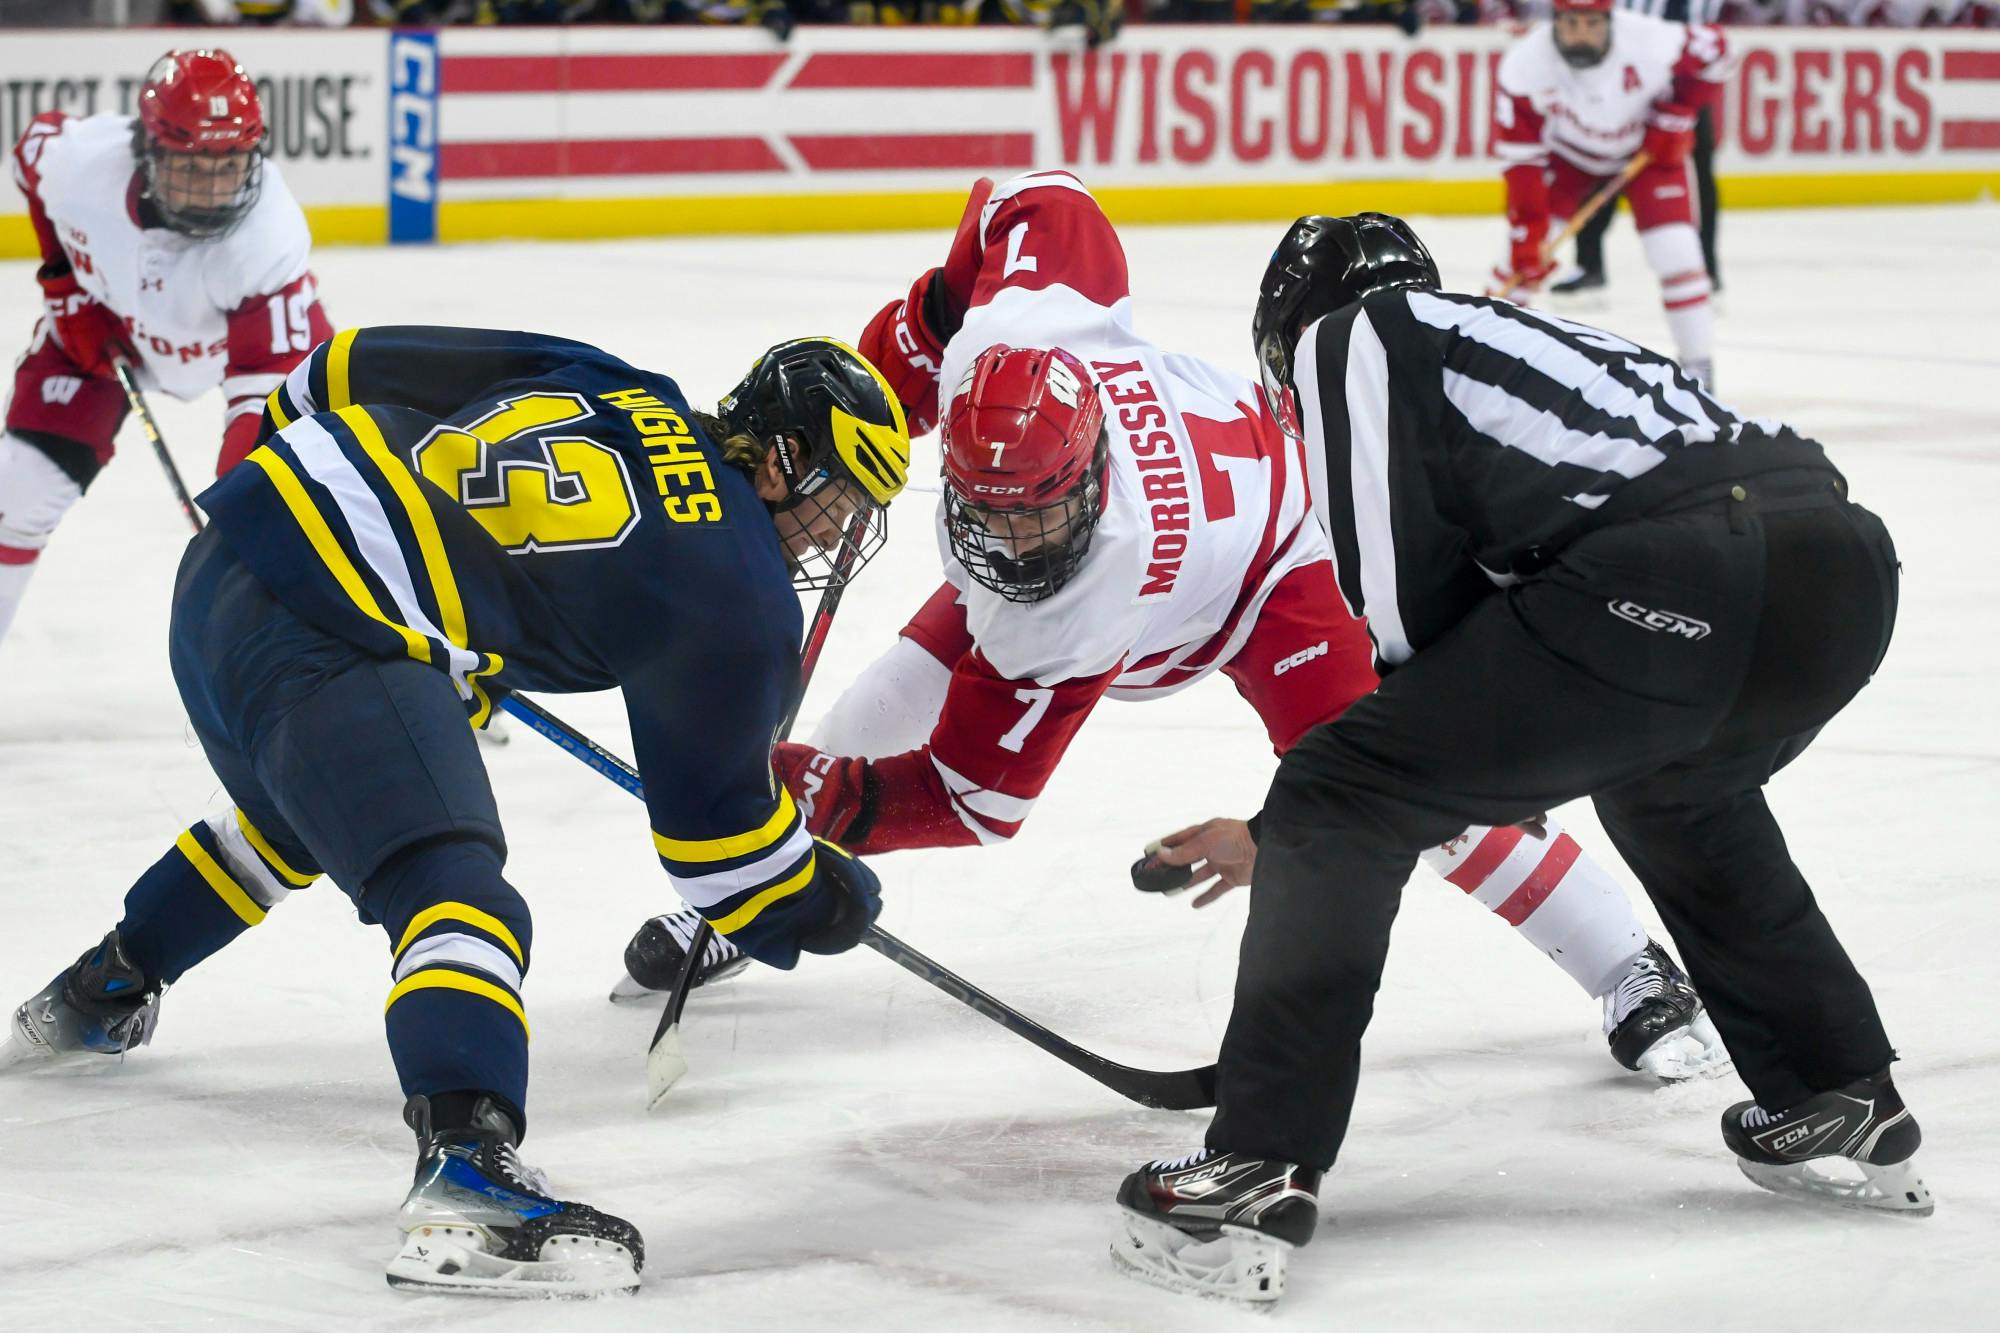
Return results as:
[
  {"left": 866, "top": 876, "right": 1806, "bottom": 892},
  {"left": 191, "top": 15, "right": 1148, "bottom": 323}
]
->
[
  {"left": 1, "top": 48, "right": 332, "bottom": 649},
  {"left": 1491, "top": 0, "right": 1728, "bottom": 385},
  {"left": 619, "top": 170, "right": 1727, "bottom": 1082}
]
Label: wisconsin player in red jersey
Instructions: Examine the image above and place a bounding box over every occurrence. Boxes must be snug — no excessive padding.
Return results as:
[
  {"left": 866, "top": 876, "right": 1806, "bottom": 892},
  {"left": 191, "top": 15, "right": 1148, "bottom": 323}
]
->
[
  {"left": 617, "top": 171, "right": 1726, "bottom": 1081},
  {"left": 0, "top": 49, "right": 332, "bottom": 649},
  {"left": 1491, "top": 0, "right": 1729, "bottom": 385}
]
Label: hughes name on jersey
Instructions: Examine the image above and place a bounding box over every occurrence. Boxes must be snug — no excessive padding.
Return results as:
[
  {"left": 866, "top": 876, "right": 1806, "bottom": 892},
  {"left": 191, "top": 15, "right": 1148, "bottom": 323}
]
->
[{"left": 201, "top": 326, "right": 829, "bottom": 967}]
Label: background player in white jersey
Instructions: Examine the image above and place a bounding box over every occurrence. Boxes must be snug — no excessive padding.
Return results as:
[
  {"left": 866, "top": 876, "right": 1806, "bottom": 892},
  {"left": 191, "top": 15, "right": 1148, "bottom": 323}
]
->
[
  {"left": 1491, "top": 0, "right": 1729, "bottom": 385},
  {"left": 0, "top": 49, "right": 331, "bottom": 649},
  {"left": 620, "top": 171, "right": 1726, "bottom": 1080}
]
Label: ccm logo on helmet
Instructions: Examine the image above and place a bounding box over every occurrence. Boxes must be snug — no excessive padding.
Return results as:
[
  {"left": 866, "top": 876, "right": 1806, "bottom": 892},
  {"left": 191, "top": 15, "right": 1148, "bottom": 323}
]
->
[{"left": 972, "top": 483, "right": 1028, "bottom": 495}]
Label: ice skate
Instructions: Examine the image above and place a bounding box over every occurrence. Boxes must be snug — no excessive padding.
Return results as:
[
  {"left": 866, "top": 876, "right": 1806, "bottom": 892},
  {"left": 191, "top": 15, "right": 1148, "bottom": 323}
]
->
[
  {"left": 1110, "top": 1148, "right": 1320, "bottom": 1305},
  {"left": 1604, "top": 940, "right": 1730, "bottom": 1081},
  {"left": 1547, "top": 266, "right": 1608, "bottom": 312},
  {"left": 2, "top": 930, "right": 162, "bottom": 1071},
  {"left": 1722, "top": 1071, "right": 1933, "bottom": 1217},
  {"left": 607, "top": 908, "right": 748, "bottom": 1003},
  {"left": 387, "top": 1093, "right": 643, "bottom": 1297}
]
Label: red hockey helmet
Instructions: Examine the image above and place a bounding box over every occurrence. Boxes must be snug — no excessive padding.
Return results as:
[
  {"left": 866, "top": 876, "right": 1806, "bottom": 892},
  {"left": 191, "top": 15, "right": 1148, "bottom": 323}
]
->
[
  {"left": 134, "top": 50, "right": 266, "bottom": 238},
  {"left": 941, "top": 345, "right": 1109, "bottom": 604}
]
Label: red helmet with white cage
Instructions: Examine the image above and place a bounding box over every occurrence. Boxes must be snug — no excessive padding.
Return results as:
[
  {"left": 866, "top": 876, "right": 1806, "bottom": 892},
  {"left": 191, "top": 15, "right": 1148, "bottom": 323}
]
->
[
  {"left": 134, "top": 50, "right": 267, "bottom": 239},
  {"left": 941, "top": 345, "right": 1109, "bottom": 604}
]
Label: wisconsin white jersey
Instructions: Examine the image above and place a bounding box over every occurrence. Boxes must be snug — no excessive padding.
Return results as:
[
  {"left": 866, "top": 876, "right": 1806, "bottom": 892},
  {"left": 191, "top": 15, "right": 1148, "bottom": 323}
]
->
[
  {"left": 934, "top": 172, "right": 1322, "bottom": 697},
  {"left": 1495, "top": 14, "right": 1730, "bottom": 175},
  {"left": 13, "top": 112, "right": 317, "bottom": 410}
]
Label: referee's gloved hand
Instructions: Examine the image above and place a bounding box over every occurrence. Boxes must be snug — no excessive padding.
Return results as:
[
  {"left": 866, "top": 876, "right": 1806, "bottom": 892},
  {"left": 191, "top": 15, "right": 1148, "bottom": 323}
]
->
[{"left": 798, "top": 838, "right": 882, "bottom": 957}]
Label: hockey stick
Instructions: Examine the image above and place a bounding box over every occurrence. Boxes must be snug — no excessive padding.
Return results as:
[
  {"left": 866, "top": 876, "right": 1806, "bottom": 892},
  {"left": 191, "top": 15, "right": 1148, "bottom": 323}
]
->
[
  {"left": 1496, "top": 152, "right": 1652, "bottom": 301},
  {"left": 502, "top": 687, "right": 1221, "bottom": 1112},
  {"left": 112, "top": 360, "right": 204, "bottom": 535}
]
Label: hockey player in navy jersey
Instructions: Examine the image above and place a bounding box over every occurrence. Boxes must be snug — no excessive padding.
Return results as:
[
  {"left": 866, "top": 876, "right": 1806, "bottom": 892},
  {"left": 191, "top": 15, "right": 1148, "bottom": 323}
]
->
[{"left": 0, "top": 325, "right": 912, "bottom": 1296}]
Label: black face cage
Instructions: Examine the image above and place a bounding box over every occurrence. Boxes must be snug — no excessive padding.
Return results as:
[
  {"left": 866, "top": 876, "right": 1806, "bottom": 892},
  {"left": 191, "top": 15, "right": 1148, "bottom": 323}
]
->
[
  {"left": 944, "top": 459, "right": 1106, "bottom": 605},
  {"left": 136, "top": 134, "right": 265, "bottom": 240},
  {"left": 778, "top": 474, "right": 889, "bottom": 594}
]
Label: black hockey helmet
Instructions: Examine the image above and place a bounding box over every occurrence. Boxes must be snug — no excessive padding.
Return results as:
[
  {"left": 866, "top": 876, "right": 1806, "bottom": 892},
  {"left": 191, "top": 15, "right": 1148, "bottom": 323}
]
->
[
  {"left": 1252, "top": 213, "right": 1439, "bottom": 439},
  {"left": 719, "top": 336, "right": 911, "bottom": 590}
]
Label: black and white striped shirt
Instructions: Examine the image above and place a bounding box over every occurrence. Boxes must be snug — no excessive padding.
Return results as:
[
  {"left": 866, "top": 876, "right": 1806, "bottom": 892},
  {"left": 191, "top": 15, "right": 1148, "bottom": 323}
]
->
[{"left": 1297, "top": 290, "right": 1834, "bottom": 668}]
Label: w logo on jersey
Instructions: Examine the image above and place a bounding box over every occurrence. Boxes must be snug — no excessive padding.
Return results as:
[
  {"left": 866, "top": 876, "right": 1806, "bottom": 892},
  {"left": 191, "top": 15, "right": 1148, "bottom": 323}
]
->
[
  {"left": 41, "top": 376, "right": 84, "bottom": 407},
  {"left": 1623, "top": 66, "right": 1641, "bottom": 92}
]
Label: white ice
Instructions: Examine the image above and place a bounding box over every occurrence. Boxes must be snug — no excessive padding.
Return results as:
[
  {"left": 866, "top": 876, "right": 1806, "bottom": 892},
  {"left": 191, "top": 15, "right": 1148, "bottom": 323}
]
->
[{"left": 1, "top": 203, "right": 1997, "bottom": 1331}]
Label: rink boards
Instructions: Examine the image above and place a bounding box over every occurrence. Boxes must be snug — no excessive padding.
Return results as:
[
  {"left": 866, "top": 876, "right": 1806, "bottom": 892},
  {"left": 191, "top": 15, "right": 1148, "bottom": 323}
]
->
[{"left": 0, "top": 24, "right": 1996, "bottom": 255}]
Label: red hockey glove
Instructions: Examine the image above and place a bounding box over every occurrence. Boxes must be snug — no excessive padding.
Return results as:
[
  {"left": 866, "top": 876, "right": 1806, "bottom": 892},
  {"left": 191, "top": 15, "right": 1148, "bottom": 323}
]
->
[
  {"left": 1643, "top": 103, "right": 1697, "bottom": 170},
  {"left": 38, "top": 265, "right": 131, "bottom": 378},
  {"left": 858, "top": 272, "right": 949, "bottom": 437},
  {"left": 773, "top": 741, "right": 872, "bottom": 845}
]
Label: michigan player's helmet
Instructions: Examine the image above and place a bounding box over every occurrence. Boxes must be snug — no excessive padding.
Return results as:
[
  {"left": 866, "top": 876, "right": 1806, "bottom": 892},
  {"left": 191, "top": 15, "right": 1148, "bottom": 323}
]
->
[
  {"left": 941, "top": 345, "right": 1109, "bottom": 604},
  {"left": 134, "top": 50, "right": 267, "bottom": 240},
  {"left": 1252, "top": 212, "right": 1439, "bottom": 440},
  {"left": 1553, "top": 0, "right": 1615, "bottom": 69},
  {"left": 719, "top": 337, "right": 911, "bottom": 592}
]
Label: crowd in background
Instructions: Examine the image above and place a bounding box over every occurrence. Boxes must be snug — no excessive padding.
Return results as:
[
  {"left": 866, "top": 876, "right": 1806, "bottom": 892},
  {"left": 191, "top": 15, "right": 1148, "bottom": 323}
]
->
[{"left": 11, "top": 0, "right": 1985, "bottom": 28}]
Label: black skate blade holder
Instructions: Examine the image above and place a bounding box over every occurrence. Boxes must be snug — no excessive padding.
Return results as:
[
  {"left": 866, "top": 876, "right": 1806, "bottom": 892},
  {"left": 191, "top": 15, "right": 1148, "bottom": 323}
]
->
[{"left": 1131, "top": 840, "right": 1195, "bottom": 895}]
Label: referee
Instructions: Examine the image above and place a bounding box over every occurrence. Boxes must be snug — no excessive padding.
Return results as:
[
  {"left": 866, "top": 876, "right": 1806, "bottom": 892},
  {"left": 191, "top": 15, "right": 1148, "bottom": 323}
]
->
[
  {"left": 1111, "top": 213, "right": 1927, "bottom": 1297},
  {"left": 1558, "top": 0, "right": 1725, "bottom": 296}
]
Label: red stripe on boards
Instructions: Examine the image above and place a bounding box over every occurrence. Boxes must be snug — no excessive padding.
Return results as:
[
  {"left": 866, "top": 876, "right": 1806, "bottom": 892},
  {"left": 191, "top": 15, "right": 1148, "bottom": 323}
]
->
[
  {"left": 788, "top": 52, "right": 1036, "bottom": 89},
  {"left": 787, "top": 132, "right": 1034, "bottom": 171},
  {"left": 1941, "top": 52, "right": 2000, "bottom": 81},
  {"left": 438, "top": 137, "right": 785, "bottom": 179},
  {"left": 440, "top": 53, "right": 787, "bottom": 95},
  {"left": 1941, "top": 120, "right": 2000, "bottom": 151}
]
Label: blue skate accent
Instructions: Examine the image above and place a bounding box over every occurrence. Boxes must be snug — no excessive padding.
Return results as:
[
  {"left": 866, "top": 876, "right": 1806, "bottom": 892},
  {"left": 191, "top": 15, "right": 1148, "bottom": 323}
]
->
[{"left": 437, "top": 1152, "right": 562, "bottom": 1221}]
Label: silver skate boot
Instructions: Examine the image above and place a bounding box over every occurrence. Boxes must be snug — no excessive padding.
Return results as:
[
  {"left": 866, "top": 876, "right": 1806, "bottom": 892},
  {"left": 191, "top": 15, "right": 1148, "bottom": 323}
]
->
[
  {"left": 388, "top": 1093, "right": 643, "bottom": 1297},
  {"left": 1603, "top": 940, "right": 1730, "bottom": 1081},
  {"left": 2, "top": 930, "right": 162, "bottom": 1071}
]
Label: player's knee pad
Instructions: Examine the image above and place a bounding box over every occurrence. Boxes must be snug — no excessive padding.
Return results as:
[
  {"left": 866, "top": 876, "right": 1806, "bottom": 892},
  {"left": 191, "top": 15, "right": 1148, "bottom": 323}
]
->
[
  {"left": 0, "top": 431, "right": 87, "bottom": 555},
  {"left": 372, "top": 836, "right": 532, "bottom": 996}
]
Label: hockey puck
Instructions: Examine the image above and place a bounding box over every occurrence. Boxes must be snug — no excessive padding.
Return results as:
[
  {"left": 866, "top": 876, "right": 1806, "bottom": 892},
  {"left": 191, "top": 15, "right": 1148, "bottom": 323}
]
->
[{"left": 1131, "top": 846, "right": 1194, "bottom": 894}]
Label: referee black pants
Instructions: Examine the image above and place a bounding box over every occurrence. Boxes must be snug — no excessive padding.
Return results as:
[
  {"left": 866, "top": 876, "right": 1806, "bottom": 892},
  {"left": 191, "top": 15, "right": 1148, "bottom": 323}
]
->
[{"left": 1208, "top": 483, "right": 1900, "bottom": 1169}]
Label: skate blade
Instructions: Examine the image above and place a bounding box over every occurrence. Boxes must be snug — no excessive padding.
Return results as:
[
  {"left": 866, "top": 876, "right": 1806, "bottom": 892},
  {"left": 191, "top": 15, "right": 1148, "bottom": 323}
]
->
[
  {"left": 1737, "top": 1156, "right": 1935, "bottom": 1218},
  {"left": 1110, "top": 1209, "right": 1289, "bottom": 1305},
  {"left": 606, "top": 973, "right": 662, "bottom": 1005},
  {"left": 1636, "top": 1012, "right": 1734, "bottom": 1083},
  {"left": 387, "top": 1228, "right": 639, "bottom": 1298}
]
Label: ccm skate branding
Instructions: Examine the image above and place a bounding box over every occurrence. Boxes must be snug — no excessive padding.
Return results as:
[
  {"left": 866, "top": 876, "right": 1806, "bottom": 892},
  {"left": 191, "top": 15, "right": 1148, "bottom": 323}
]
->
[
  {"left": 1094, "top": 358, "right": 1189, "bottom": 600},
  {"left": 1607, "top": 600, "right": 1711, "bottom": 640},
  {"left": 1273, "top": 641, "right": 1328, "bottom": 676}
]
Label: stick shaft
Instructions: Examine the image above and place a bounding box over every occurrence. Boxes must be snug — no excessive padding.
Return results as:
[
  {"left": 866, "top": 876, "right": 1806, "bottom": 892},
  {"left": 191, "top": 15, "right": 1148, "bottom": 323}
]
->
[
  {"left": 113, "top": 361, "right": 203, "bottom": 535},
  {"left": 1496, "top": 152, "right": 1651, "bottom": 301}
]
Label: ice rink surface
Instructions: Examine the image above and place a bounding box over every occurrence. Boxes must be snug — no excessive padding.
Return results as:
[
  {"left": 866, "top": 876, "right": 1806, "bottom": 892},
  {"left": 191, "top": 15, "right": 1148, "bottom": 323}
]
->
[{"left": 1, "top": 203, "right": 1997, "bottom": 1331}]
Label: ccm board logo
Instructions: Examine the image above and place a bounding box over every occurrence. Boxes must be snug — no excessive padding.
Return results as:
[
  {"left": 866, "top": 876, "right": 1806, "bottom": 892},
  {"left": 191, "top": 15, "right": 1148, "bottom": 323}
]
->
[{"left": 388, "top": 32, "right": 437, "bottom": 244}]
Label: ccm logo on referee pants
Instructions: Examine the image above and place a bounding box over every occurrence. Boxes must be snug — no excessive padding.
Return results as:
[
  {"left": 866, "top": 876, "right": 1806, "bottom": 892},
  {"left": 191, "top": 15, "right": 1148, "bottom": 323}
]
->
[
  {"left": 1607, "top": 600, "right": 1711, "bottom": 640},
  {"left": 1274, "top": 641, "right": 1329, "bottom": 676}
]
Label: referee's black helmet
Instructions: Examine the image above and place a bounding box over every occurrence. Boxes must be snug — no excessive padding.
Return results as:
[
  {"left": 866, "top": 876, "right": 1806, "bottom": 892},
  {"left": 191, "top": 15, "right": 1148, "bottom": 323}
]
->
[{"left": 1253, "top": 213, "right": 1439, "bottom": 439}]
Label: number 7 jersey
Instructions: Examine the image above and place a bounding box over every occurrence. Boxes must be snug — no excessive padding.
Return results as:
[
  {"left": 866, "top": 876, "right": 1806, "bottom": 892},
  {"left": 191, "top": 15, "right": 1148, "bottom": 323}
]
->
[{"left": 199, "top": 326, "right": 828, "bottom": 965}]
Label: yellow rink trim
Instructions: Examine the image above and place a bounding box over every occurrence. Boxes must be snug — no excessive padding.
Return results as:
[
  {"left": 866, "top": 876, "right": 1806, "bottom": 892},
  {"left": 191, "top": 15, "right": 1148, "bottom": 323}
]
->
[
  {"left": 176, "top": 830, "right": 267, "bottom": 927},
  {"left": 1, "top": 171, "right": 1994, "bottom": 258},
  {"left": 386, "top": 969, "right": 530, "bottom": 1039}
]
